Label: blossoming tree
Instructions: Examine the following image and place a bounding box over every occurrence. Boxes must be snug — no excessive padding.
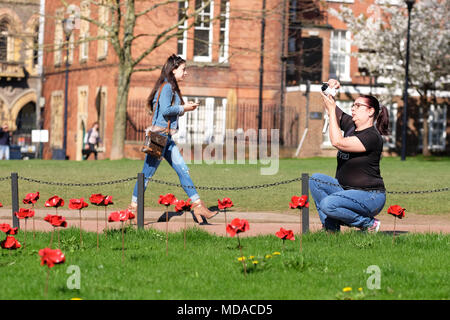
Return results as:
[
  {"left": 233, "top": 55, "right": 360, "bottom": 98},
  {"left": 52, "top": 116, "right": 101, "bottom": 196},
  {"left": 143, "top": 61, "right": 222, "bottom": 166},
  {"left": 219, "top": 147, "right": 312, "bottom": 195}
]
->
[{"left": 330, "top": 1, "right": 450, "bottom": 155}]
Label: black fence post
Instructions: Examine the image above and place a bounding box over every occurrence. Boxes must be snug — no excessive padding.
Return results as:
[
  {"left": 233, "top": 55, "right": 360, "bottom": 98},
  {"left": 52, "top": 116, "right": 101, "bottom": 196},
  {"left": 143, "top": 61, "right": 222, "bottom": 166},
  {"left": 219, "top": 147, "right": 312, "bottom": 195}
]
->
[
  {"left": 11, "top": 172, "right": 19, "bottom": 229},
  {"left": 301, "top": 173, "right": 309, "bottom": 234},
  {"left": 137, "top": 173, "right": 144, "bottom": 229}
]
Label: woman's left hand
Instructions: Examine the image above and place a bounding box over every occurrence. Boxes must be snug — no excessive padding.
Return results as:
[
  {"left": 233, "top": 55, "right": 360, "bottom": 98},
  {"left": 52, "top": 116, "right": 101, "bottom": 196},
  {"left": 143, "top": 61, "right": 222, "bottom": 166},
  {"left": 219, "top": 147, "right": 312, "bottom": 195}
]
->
[{"left": 320, "top": 90, "right": 337, "bottom": 113}]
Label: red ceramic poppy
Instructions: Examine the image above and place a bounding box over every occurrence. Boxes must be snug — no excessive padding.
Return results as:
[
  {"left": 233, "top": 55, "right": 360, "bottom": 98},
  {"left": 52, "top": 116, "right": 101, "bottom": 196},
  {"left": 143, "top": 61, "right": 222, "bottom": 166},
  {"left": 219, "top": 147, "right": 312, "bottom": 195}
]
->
[
  {"left": 39, "top": 248, "right": 65, "bottom": 268},
  {"left": 68, "top": 198, "right": 89, "bottom": 210},
  {"left": 103, "top": 195, "right": 113, "bottom": 206},
  {"left": 0, "top": 223, "right": 18, "bottom": 235},
  {"left": 158, "top": 194, "right": 177, "bottom": 207},
  {"left": 44, "top": 214, "right": 68, "bottom": 228},
  {"left": 226, "top": 218, "right": 250, "bottom": 237},
  {"left": 218, "top": 198, "right": 233, "bottom": 210},
  {"left": 387, "top": 205, "right": 406, "bottom": 219},
  {"left": 23, "top": 191, "right": 40, "bottom": 205},
  {"left": 0, "top": 202, "right": 2, "bottom": 207},
  {"left": 14, "top": 208, "right": 35, "bottom": 219},
  {"left": 1, "top": 236, "right": 21, "bottom": 249},
  {"left": 89, "top": 193, "right": 105, "bottom": 205},
  {"left": 108, "top": 209, "right": 135, "bottom": 222},
  {"left": 45, "top": 196, "right": 65, "bottom": 208},
  {"left": 275, "top": 227, "right": 295, "bottom": 241},
  {"left": 175, "top": 199, "right": 192, "bottom": 212},
  {"left": 289, "top": 195, "right": 309, "bottom": 209}
]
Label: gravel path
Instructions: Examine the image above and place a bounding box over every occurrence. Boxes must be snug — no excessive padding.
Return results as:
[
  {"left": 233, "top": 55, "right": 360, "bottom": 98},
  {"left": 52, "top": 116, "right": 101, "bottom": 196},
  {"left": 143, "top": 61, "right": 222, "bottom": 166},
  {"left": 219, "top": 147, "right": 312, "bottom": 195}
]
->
[{"left": 1, "top": 208, "right": 449, "bottom": 236}]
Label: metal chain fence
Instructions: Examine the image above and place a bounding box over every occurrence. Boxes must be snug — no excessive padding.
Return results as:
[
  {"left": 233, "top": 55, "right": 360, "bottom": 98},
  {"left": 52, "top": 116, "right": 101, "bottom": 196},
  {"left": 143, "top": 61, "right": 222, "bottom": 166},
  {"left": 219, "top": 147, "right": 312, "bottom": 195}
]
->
[
  {"left": 0, "top": 174, "right": 447, "bottom": 194},
  {"left": 2, "top": 172, "right": 449, "bottom": 232}
]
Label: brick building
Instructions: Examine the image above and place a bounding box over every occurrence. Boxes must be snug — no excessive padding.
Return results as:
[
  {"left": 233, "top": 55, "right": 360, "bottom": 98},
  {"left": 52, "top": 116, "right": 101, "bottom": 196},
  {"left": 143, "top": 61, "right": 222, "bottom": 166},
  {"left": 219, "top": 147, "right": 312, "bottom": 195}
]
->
[
  {"left": 41, "top": 0, "right": 449, "bottom": 161},
  {"left": 0, "top": 0, "right": 42, "bottom": 158}
]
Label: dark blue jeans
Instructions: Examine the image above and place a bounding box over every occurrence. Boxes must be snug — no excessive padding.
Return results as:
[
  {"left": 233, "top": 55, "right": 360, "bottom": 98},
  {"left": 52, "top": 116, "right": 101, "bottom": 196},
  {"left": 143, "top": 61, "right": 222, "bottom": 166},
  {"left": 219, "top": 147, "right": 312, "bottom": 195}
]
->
[{"left": 309, "top": 173, "right": 386, "bottom": 231}]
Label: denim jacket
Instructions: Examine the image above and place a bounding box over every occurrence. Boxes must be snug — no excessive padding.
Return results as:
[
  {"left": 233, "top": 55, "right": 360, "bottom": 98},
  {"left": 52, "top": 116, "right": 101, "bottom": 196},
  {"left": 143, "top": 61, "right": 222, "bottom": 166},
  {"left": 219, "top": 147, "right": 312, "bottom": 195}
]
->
[{"left": 151, "top": 82, "right": 184, "bottom": 132}]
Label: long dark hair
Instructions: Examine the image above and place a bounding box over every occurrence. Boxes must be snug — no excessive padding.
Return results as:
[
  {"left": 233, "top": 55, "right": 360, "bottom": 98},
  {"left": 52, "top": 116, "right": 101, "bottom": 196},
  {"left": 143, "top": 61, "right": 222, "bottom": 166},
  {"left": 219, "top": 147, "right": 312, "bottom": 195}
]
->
[
  {"left": 361, "top": 95, "right": 390, "bottom": 136},
  {"left": 147, "top": 54, "right": 185, "bottom": 113}
]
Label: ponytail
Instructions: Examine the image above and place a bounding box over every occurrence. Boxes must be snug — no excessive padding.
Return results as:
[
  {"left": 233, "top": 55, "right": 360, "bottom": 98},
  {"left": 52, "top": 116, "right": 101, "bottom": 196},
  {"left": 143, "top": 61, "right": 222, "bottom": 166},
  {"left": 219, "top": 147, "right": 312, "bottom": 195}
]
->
[
  {"left": 376, "top": 105, "right": 390, "bottom": 136},
  {"left": 360, "top": 94, "right": 390, "bottom": 136}
]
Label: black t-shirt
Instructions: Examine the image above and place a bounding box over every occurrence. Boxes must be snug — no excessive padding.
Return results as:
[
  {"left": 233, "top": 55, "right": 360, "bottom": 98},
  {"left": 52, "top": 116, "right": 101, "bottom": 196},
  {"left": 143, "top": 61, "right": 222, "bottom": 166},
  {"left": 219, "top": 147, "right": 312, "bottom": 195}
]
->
[{"left": 335, "top": 108, "right": 385, "bottom": 191}]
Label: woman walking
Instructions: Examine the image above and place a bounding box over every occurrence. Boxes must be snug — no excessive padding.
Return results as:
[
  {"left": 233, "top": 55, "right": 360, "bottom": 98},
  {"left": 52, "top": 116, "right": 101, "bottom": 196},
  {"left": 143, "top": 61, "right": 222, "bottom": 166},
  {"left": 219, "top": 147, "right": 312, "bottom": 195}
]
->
[{"left": 129, "top": 54, "right": 217, "bottom": 223}]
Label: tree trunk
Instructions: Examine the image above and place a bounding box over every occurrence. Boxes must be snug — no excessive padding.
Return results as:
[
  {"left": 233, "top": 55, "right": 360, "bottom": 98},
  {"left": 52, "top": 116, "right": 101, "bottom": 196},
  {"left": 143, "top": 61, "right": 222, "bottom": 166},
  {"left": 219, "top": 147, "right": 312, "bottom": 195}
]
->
[
  {"left": 110, "top": 65, "right": 132, "bottom": 160},
  {"left": 421, "top": 91, "right": 431, "bottom": 157},
  {"left": 422, "top": 106, "right": 431, "bottom": 156}
]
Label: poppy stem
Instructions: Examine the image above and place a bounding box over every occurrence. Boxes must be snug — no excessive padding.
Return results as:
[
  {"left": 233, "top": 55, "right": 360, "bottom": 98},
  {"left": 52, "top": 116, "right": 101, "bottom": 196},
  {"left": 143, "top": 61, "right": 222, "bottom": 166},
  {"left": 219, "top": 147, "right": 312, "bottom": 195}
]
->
[
  {"left": 237, "top": 235, "right": 247, "bottom": 277},
  {"left": 24, "top": 218, "right": 27, "bottom": 250},
  {"left": 44, "top": 268, "right": 50, "bottom": 298},
  {"left": 96, "top": 208, "right": 99, "bottom": 250},
  {"left": 299, "top": 208, "right": 303, "bottom": 253},
  {"left": 50, "top": 227, "right": 54, "bottom": 248},
  {"left": 121, "top": 221, "right": 125, "bottom": 262},
  {"left": 32, "top": 204, "right": 35, "bottom": 239},
  {"left": 104, "top": 207, "right": 108, "bottom": 238},
  {"left": 166, "top": 208, "right": 169, "bottom": 256},
  {"left": 184, "top": 210, "right": 187, "bottom": 250},
  {"left": 57, "top": 228, "right": 60, "bottom": 249},
  {"left": 79, "top": 210, "right": 83, "bottom": 246},
  {"left": 282, "top": 239, "right": 285, "bottom": 251},
  {"left": 224, "top": 209, "right": 228, "bottom": 237},
  {"left": 393, "top": 217, "right": 397, "bottom": 245}
]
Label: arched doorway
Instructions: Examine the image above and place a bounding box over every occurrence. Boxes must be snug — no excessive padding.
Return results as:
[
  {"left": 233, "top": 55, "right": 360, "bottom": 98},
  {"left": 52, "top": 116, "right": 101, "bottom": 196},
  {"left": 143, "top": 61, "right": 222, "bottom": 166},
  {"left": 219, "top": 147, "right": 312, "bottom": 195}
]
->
[{"left": 14, "top": 102, "right": 36, "bottom": 158}]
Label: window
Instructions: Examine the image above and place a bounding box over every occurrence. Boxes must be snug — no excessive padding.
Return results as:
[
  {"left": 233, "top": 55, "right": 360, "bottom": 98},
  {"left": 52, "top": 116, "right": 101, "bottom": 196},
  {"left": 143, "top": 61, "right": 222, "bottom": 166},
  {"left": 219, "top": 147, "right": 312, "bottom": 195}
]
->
[
  {"left": 80, "top": 1, "right": 90, "bottom": 62},
  {"left": 177, "top": 1, "right": 188, "bottom": 59},
  {"left": 0, "top": 19, "right": 9, "bottom": 61},
  {"left": 286, "top": 1, "right": 302, "bottom": 86},
  {"left": 418, "top": 105, "right": 448, "bottom": 152},
  {"left": 193, "top": 0, "right": 214, "bottom": 62},
  {"left": 322, "top": 100, "right": 352, "bottom": 147},
  {"left": 32, "top": 24, "right": 39, "bottom": 68},
  {"left": 176, "top": 96, "right": 227, "bottom": 145},
  {"left": 329, "top": 30, "right": 351, "bottom": 81},
  {"left": 97, "top": 1, "right": 109, "bottom": 60},
  {"left": 219, "top": 0, "right": 230, "bottom": 63},
  {"left": 384, "top": 103, "right": 398, "bottom": 149},
  {"left": 54, "top": 9, "right": 64, "bottom": 66},
  {"left": 50, "top": 91, "right": 64, "bottom": 149}
]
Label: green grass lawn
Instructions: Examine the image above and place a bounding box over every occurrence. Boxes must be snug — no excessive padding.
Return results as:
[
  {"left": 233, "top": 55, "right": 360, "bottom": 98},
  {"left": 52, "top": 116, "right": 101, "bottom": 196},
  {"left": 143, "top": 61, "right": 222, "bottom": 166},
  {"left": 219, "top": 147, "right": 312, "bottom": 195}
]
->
[
  {"left": 0, "top": 156, "right": 449, "bottom": 215},
  {"left": 0, "top": 227, "right": 448, "bottom": 300}
]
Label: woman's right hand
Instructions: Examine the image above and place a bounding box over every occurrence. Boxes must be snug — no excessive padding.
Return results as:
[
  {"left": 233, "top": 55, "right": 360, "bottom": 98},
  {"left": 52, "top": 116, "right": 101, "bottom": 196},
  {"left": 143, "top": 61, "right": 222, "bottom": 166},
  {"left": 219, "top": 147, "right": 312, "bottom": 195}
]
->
[
  {"left": 327, "top": 79, "right": 341, "bottom": 90},
  {"left": 183, "top": 101, "right": 199, "bottom": 112}
]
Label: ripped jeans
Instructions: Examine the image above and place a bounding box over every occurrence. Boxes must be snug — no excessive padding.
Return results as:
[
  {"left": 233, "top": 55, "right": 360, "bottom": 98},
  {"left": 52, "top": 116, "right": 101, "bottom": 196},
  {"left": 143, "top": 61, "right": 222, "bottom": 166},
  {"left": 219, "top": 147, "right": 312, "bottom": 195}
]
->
[
  {"left": 309, "top": 173, "right": 386, "bottom": 231},
  {"left": 131, "top": 136, "right": 200, "bottom": 203}
]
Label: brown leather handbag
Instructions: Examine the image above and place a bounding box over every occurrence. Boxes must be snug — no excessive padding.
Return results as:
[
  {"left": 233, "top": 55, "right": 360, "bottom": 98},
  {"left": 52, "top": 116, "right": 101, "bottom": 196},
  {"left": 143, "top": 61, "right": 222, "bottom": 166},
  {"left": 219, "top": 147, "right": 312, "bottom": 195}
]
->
[{"left": 141, "top": 83, "right": 171, "bottom": 159}]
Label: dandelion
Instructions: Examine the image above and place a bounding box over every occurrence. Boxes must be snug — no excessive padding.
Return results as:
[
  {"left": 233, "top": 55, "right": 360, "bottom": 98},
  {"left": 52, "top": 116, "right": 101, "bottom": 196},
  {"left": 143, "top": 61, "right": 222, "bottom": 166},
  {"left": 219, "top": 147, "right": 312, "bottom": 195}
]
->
[
  {"left": 358, "top": 288, "right": 363, "bottom": 292},
  {"left": 342, "top": 287, "right": 352, "bottom": 293},
  {"left": 249, "top": 255, "right": 255, "bottom": 260},
  {"left": 252, "top": 260, "right": 259, "bottom": 265},
  {"left": 237, "top": 256, "right": 246, "bottom": 262},
  {"left": 265, "top": 254, "right": 272, "bottom": 259},
  {"left": 273, "top": 251, "right": 281, "bottom": 255}
]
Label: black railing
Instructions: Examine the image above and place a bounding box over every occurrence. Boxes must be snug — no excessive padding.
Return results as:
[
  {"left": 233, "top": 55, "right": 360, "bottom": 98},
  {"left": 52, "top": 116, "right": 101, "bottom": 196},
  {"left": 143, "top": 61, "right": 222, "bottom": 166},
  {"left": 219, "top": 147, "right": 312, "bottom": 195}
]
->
[{"left": 126, "top": 101, "right": 301, "bottom": 147}]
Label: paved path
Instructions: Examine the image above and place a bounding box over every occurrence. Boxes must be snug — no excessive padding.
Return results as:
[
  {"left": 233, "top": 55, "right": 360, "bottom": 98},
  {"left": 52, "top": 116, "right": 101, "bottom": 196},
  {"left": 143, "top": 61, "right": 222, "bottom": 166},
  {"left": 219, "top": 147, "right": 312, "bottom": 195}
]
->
[{"left": 1, "top": 208, "right": 449, "bottom": 236}]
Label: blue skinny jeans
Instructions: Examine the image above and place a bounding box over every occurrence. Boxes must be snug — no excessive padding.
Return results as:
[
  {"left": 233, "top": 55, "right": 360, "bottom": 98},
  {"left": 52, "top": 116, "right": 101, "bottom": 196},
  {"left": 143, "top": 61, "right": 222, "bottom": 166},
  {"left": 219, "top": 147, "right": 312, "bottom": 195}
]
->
[
  {"left": 309, "top": 173, "right": 386, "bottom": 231},
  {"left": 131, "top": 136, "right": 200, "bottom": 203}
]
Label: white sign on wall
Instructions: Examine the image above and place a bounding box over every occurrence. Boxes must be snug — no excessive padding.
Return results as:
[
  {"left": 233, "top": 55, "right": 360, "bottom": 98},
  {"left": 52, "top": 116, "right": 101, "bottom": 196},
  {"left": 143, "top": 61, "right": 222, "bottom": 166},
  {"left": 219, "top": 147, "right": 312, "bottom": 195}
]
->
[{"left": 31, "top": 130, "right": 49, "bottom": 143}]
